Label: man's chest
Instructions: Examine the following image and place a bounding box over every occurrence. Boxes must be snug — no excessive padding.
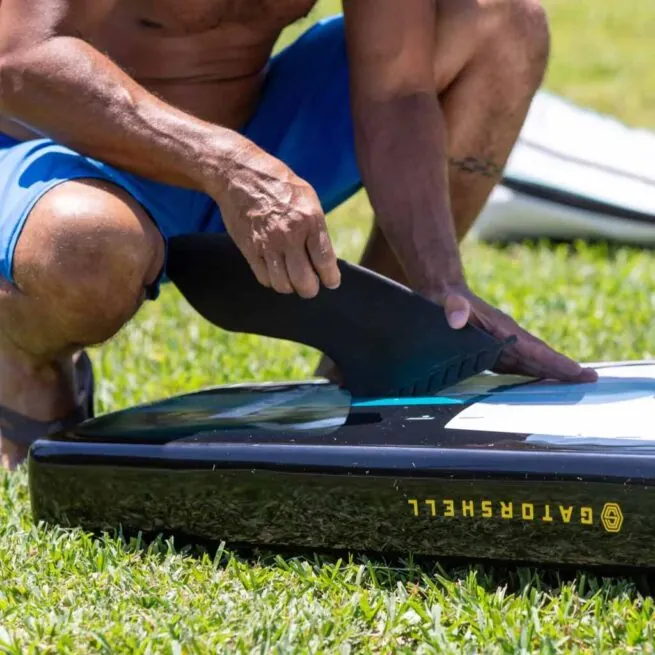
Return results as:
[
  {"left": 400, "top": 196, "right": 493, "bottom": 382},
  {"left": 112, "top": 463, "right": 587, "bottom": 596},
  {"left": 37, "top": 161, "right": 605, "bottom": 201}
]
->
[{"left": 121, "top": 0, "right": 319, "bottom": 35}]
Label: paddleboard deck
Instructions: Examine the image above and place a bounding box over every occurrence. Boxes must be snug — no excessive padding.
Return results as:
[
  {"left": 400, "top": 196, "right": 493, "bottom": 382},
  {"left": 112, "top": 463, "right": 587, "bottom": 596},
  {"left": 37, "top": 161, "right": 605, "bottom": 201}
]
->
[{"left": 28, "top": 360, "right": 655, "bottom": 570}]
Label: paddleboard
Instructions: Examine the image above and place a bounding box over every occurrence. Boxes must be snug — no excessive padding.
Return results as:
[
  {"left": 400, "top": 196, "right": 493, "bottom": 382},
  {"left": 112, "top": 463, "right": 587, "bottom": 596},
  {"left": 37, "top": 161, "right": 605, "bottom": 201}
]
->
[
  {"left": 27, "top": 360, "right": 655, "bottom": 570},
  {"left": 471, "top": 91, "right": 655, "bottom": 245}
]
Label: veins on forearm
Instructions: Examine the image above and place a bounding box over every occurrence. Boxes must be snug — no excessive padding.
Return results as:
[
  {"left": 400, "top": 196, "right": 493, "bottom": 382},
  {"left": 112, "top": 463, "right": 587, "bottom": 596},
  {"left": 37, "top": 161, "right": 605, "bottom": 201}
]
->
[{"left": 449, "top": 156, "right": 503, "bottom": 179}]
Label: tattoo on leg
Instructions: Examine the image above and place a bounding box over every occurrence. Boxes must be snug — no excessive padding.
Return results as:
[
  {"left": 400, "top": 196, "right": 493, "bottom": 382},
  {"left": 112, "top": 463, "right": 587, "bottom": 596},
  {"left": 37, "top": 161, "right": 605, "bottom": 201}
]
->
[{"left": 449, "top": 156, "right": 503, "bottom": 178}]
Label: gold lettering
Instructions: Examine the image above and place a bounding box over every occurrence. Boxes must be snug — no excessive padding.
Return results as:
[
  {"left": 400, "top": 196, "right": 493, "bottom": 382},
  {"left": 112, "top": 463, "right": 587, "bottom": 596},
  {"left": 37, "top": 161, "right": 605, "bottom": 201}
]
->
[
  {"left": 408, "top": 498, "right": 602, "bottom": 526},
  {"left": 559, "top": 506, "right": 573, "bottom": 523},
  {"left": 500, "top": 502, "right": 513, "bottom": 519},
  {"left": 580, "top": 507, "right": 593, "bottom": 525}
]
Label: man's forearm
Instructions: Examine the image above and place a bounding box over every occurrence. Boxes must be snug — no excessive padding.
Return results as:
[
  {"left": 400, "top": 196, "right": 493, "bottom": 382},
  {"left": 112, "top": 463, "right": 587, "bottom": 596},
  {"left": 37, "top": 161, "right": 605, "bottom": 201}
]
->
[
  {"left": 0, "top": 36, "right": 253, "bottom": 197},
  {"left": 352, "top": 92, "right": 465, "bottom": 293}
]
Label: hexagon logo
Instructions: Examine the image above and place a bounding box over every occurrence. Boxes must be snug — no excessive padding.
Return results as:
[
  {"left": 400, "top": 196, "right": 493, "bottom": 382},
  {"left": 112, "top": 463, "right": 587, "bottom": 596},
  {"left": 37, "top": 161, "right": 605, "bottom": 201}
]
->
[{"left": 601, "top": 503, "right": 623, "bottom": 533}]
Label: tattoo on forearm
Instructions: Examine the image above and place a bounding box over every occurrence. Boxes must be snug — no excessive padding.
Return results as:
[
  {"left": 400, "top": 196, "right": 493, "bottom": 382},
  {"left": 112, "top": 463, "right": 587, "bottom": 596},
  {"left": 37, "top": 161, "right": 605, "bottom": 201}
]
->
[{"left": 449, "top": 156, "right": 503, "bottom": 178}]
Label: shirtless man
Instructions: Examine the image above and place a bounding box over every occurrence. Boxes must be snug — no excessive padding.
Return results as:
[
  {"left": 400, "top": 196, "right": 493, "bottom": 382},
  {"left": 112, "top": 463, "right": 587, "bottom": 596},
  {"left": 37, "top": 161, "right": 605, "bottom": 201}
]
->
[{"left": 0, "top": 0, "right": 597, "bottom": 468}]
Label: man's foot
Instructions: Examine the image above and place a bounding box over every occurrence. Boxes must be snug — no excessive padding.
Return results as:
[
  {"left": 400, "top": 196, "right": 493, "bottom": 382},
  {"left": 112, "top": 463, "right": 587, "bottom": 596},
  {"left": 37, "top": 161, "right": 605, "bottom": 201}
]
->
[{"left": 0, "top": 350, "right": 94, "bottom": 470}]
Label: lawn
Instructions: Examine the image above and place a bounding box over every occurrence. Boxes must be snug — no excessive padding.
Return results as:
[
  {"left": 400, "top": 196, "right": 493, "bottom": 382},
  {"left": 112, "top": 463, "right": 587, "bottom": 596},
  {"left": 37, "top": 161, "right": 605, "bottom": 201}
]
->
[{"left": 2, "top": 1, "right": 655, "bottom": 652}]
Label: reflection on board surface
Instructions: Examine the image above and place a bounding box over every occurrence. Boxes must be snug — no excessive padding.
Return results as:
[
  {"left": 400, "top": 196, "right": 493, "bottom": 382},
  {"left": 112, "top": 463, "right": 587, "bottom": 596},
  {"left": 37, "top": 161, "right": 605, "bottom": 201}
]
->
[{"left": 444, "top": 362, "right": 655, "bottom": 445}]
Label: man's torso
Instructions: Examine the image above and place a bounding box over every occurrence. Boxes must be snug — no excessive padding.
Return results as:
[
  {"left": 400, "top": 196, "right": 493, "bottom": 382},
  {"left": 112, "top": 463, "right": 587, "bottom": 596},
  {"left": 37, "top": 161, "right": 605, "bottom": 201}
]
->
[{"left": 0, "top": 0, "right": 320, "bottom": 140}]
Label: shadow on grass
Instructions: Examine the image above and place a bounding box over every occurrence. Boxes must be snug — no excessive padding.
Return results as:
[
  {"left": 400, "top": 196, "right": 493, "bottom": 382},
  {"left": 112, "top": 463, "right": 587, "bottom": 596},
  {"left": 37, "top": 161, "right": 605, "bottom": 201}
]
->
[{"left": 108, "top": 527, "right": 654, "bottom": 600}]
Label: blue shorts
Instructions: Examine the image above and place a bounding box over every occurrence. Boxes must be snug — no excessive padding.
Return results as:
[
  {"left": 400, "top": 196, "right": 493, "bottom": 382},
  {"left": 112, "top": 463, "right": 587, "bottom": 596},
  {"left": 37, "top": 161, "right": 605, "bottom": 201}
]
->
[{"left": 0, "top": 15, "right": 361, "bottom": 298}]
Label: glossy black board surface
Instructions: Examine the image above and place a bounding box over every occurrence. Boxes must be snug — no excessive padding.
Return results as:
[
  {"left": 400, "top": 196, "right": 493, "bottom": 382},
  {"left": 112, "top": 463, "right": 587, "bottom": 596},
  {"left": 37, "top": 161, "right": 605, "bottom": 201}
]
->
[{"left": 28, "top": 363, "right": 655, "bottom": 570}]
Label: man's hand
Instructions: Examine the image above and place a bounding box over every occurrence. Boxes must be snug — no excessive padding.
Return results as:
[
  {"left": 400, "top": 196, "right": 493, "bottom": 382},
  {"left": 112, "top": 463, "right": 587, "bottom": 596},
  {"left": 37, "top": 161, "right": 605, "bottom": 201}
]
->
[
  {"left": 215, "top": 152, "right": 342, "bottom": 299},
  {"left": 432, "top": 284, "right": 598, "bottom": 382}
]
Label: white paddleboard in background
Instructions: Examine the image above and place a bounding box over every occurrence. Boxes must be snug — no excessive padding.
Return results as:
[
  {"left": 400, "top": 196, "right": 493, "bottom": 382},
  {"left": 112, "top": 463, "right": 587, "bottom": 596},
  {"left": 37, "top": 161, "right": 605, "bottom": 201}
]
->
[
  {"left": 471, "top": 92, "right": 655, "bottom": 245},
  {"left": 443, "top": 361, "right": 655, "bottom": 445}
]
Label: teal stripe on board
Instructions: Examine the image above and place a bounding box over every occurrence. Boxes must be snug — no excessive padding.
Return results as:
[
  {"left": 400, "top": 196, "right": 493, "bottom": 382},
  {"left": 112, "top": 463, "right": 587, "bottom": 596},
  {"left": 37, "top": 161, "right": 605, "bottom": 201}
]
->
[{"left": 353, "top": 396, "right": 463, "bottom": 407}]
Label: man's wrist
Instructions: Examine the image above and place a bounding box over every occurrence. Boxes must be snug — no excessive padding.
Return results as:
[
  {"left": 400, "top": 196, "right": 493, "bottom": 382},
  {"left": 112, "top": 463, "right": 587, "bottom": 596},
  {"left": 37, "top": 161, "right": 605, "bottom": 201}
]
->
[{"left": 195, "top": 128, "right": 257, "bottom": 201}]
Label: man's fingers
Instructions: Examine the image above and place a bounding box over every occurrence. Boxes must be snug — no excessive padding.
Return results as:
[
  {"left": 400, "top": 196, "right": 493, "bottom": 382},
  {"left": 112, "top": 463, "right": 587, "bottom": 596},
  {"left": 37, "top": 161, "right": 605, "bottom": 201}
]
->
[
  {"left": 307, "top": 229, "right": 341, "bottom": 290},
  {"left": 263, "top": 252, "right": 293, "bottom": 294},
  {"left": 247, "top": 253, "right": 271, "bottom": 289},
  {"left": 505, "top": 326, "right": 598, "bottom": 382},
  {"left": 518, "top": 332, "right": 584, "bottom": 380},
  {"left": 444, "top": 293, "right": 471, "bottom": 329},
  {"left": 460, "top": 293, "right": 597, "bottom": 384},
  {"left": 284, "top": 248, "right": 320, "bottom": 299},
  {"left": 526, "top": 343, "right": 596, "bottom": 382},
  {"left": 575, "top": 367, "right": 599, "bottom": 382}
]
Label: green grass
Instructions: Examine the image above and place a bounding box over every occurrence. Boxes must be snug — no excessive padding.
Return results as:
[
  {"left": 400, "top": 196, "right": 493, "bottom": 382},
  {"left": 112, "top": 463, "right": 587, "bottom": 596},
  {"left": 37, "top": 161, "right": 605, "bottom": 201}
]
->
[{"left": 3, "top": 1, "right": 655, "bottom": 652}]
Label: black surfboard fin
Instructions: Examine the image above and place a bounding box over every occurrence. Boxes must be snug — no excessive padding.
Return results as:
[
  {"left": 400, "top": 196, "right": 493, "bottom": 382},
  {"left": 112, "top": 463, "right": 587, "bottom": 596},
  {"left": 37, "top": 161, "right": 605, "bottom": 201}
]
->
[{"left": 166, "top": 234, "right": 513, "bottom": 398}]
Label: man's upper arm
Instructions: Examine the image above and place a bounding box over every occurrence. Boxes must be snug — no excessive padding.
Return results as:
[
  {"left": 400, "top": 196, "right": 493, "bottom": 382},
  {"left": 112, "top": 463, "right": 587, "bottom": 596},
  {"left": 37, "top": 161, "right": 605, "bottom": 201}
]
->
[
  {"left": 342, "top": 0, "right": 437, "bottom": 102},
  {"left": 0, "top": 0, "right": 117, "bottom": 53}
]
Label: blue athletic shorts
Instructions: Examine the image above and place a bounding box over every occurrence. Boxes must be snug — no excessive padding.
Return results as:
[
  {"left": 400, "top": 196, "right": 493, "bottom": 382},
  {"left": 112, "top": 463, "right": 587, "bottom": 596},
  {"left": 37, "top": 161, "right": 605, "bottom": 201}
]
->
[{"left": 0, "top": 15, "right": 361, "bottom": 298}]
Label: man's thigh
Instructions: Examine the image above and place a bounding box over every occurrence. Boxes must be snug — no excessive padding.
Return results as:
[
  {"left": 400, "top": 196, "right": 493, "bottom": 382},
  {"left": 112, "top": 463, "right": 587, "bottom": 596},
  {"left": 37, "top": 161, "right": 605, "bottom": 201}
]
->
[
  {"left": 242, "top": 15, "right": 362, "bottom": 215},
  {"left": 0, "top": 133, "right": 213, "bottom": 296}
]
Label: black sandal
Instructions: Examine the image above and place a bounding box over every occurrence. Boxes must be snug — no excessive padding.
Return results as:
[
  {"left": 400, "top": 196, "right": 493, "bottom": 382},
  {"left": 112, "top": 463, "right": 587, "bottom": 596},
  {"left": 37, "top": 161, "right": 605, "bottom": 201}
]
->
[{"left": 0, "top": 350, "right": 95, "bottom": 449}]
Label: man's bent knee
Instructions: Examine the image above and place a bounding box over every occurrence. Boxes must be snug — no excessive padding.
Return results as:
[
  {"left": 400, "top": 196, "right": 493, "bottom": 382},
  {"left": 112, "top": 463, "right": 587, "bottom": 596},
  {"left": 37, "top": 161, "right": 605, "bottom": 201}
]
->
[
  {"left": 10, "top": 179, "right": 165, "bottom": 351},
  {"left": 487, "top": 0, "right": 550, "bottom": 84}
]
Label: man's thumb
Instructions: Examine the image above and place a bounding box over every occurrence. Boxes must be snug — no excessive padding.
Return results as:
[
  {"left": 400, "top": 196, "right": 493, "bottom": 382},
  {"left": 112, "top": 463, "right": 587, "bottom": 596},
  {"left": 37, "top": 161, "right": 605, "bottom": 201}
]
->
[{"left": 445, "top": 293, "right": 471, "bottom": 329}]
